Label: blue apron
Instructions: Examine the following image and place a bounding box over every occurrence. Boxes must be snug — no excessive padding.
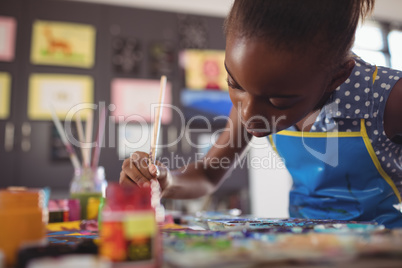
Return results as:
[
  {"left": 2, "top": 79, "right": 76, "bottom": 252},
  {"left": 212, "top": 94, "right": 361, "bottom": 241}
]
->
[{"left": 270, "top": 119, "right": 402, "bottom": 228}]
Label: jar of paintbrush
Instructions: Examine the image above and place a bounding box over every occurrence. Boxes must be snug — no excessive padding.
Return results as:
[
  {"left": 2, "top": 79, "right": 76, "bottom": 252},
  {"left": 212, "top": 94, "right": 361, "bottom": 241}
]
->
[{"left": 70, "top": 166, "right": 107, "bottom": 220}]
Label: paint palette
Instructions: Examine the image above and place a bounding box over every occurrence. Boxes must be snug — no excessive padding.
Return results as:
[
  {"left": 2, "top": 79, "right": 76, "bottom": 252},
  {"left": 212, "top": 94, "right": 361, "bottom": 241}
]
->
[
  {"left": 163, "top": 218, "right": 402, "bottom": 267},
  {"left": 163, "top": 230, "right": 360, "bottom": 267},
  {"left": 205, "top": 217, "right": 382, "bottom": 232}
]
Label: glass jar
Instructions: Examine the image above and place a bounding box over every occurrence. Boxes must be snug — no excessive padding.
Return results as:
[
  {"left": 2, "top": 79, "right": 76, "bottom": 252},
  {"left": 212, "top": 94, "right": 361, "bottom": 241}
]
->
[{"left": 70, "top": 166, "right": 107, "bottom": 220}]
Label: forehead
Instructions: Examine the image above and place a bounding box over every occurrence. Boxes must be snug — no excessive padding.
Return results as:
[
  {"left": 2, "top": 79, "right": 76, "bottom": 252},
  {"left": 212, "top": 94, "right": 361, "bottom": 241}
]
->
[{"left": 225, "top": 36, "right": 327, "bottom": 95}]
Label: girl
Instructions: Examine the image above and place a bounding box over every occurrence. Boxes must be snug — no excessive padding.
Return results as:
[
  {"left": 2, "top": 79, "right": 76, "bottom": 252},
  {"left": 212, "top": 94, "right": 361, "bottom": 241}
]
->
[{"left": 120, "top": 0, "right": 402, "bottom": 228}]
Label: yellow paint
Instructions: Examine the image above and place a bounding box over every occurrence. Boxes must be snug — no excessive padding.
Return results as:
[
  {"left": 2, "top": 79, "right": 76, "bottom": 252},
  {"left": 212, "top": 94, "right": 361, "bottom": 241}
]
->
[
  {"left": 0, "top": 72, "right": 11, "bottom": 119},
  {"left": 161, "top": 223, "right": 186, "bottom": 230},
  {"left": 86, "top": 197, "right": 101, "bottom": 220},
  {"left": 123, "top": 212, "right": 156, "bottom": 239},
  {"left": 47, "top": 221, "right": 81, "bottom": 231}
]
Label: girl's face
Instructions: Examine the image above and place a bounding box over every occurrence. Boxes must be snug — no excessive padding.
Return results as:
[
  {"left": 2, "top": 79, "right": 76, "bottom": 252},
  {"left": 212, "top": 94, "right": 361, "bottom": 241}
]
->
[{"left": 225, "top": 36, "right": 335, "bottom": 137}]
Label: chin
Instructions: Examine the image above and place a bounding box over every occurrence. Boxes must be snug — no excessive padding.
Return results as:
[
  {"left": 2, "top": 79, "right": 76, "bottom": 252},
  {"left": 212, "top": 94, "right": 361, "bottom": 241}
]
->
[{"left": 247, "top": 130, "right": 271, "bottom": 137}]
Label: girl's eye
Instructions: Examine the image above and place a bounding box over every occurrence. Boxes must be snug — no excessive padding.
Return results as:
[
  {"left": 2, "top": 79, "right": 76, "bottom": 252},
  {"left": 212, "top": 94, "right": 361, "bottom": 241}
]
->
[
  {"left": 226, "top": 77, "right": 243, "bottom": 91},
  {"left": 269, "top": 98, "right": 298, "bottom": 110}
]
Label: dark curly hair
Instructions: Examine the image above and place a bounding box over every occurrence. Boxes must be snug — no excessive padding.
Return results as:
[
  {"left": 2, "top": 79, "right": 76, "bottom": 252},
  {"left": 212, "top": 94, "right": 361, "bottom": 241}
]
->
[{"left": 225, "top": 0, "right": 375, "bottom": 66}]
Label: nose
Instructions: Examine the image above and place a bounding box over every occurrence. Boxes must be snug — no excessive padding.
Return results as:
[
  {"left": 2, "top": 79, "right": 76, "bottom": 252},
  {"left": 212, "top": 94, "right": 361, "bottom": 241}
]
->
[{"left": 238, "top": 95, "right": 265, "bottom": 123}]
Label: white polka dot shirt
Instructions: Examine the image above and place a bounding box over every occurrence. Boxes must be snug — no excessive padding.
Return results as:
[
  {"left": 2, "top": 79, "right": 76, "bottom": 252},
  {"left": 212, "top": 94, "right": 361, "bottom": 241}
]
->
[{"left": 310, "top": 56, "right": 402, "bottom": 194}]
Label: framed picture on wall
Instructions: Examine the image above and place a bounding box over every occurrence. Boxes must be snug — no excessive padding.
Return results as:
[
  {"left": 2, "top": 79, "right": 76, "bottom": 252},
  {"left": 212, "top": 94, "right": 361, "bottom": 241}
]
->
[
  {"left": 0, "top": 16, "right": 17, "bottom": 62},
  {"left": 30, "top": 20, "right": 96, "bottom": 68},
  {"left": 0, "top": 72, "right": 11, "bottom": 119},
  {"left": 179, "top": 49, "right": 232, "bottom": 121},
  {"left": 111, "top": 78, "right": 172, "bottom": 124},
  {"left": 27, "top": 74, "right": 94, "bottom": 120},
  {"left": 117, "top": 123, "right": 163, "bottom": 160},
  {"left": 180, "top": 49, "right": 228, "bottom": 90}
]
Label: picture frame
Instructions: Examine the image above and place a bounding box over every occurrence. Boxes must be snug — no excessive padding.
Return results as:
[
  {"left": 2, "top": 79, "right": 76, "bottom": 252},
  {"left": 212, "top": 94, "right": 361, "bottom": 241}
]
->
[
  {"left": 30, "top": 20, "right": 96, "bottom": 68},
  {"left": 0, "top": 16, "right": 17, "bottom": 62},
  {"left": 27, "top": 74, "right": 94, "bottom": 120},
  {"left": 0, "top": 72, "right": 11, "bottom": 119},
  {"left": 111, "top": 78, "right": 172, "bottom": 124}
]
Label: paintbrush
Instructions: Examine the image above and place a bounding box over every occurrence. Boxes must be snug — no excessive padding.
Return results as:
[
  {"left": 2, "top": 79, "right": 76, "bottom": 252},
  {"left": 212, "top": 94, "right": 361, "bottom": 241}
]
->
[
  {"left": 149, "top": 75, "right": 167, "bottom": 166},
  {"left": 91, "top": 106, "right": 106, "bottom": 169},
  {"left": 75, "top": 112, "right": 87, "bottom": 167},
  {"left": 49, "top": 105, "right": 81, "bottom": 170},
  {"left": 148, "top": 76, "right": 167, "bottom": 220},
  {"left": 84, "top": 110, "right": 93, "bottom": 168}
]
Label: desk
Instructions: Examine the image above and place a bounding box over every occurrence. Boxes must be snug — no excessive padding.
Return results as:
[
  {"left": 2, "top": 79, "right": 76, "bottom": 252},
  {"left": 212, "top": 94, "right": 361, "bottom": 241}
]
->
[{"left": 16, "top": 218, "right": 402, "bottom": 268}]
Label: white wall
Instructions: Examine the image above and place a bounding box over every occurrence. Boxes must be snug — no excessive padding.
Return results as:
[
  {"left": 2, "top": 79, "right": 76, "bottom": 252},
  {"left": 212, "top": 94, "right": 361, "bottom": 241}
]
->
[
  {"left": 371, "top": 0, "right": 402, "bottom": 22},
  {"left": 248, "top": 138, "right": 292, "bottom": 218},
  {"left": 66, "top": 0, "right": 233, "bottom": 17},
  {"left": 66, "top": 0, "right": 402, "bottom": 23}
]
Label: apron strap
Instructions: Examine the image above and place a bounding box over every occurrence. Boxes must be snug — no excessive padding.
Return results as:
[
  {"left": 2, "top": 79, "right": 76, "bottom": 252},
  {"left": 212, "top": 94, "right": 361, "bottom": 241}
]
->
[{"left": 360, "top": 118, "right": 401, "bottom": 202}]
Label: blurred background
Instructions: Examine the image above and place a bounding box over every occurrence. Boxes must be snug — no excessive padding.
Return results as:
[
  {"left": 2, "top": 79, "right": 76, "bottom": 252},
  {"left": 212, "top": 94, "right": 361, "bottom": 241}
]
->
[{"left": 0, "top": 0, "right": 401, "bottom": 217}]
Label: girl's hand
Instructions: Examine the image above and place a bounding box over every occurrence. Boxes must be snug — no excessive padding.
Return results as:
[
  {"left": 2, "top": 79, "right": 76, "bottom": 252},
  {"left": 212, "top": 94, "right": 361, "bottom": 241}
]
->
[{"left": 119, "top": 151, "right": 170, "bottom": 193}]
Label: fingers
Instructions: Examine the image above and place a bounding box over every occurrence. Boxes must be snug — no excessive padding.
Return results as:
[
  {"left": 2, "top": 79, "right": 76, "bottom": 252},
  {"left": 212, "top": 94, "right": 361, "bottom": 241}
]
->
[
  {"left": 121, "top": 152, "right": 152, "bottom": 187},
  {"left": 119, "top": 170, "right": 139, "bottom": 188},
  {"left": 148, "top": 163, "right": 168, "bottom": 179},
  {"left": 130, "top": 152, "right": 155, "bottom": 179},
  {"left": 148, "top": 162, "right": 170, "bottom": 194},
  {"left": 120, "top": 151, "right": 171, "bottom": 191}
]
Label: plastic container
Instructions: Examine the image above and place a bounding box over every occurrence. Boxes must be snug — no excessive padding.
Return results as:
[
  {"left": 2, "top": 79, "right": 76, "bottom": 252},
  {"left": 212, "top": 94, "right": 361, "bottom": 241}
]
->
[
  {"left": 0, "top": 188, "right": 46, "bottom": 266},
  {"left": 70, "top": 166, "right": 107, "bottom": 220},
  {"left": 99, "top": 183, "right": 161, "bottom": 267}
]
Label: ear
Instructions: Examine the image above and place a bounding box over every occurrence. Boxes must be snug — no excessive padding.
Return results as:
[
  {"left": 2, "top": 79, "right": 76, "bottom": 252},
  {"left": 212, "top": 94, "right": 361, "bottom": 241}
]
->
[{"left": 326, "top": 59, "right": 356, "bottom": 93}]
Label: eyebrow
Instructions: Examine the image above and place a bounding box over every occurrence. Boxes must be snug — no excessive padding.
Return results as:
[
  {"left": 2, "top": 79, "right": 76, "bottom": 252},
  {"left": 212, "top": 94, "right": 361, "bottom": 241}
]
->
[{"left": 224, "top": 61, "right": 301, "bottom": 99}]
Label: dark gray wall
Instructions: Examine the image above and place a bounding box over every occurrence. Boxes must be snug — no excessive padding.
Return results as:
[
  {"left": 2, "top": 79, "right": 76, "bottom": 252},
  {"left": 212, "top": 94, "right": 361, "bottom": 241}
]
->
[{"left": 0, "top": 0, "right": 249, "bottom": 212}]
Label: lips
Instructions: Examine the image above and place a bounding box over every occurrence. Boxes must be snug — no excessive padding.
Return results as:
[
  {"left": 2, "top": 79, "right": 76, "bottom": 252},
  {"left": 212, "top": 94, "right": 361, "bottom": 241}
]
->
[{"left": 245, "top": 122, "right": 271, "bottom": 137}]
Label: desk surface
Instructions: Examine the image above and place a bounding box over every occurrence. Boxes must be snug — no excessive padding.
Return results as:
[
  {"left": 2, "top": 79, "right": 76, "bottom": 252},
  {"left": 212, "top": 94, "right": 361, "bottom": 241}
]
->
[{"left": 38, "top": 218, "right": 402, "bottom": 268}]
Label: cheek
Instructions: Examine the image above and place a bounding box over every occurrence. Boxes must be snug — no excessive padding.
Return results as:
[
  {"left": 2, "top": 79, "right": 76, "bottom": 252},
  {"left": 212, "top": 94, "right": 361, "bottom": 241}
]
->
[{"left": 228, "top": 89, "right": 242, "bottom": 112}]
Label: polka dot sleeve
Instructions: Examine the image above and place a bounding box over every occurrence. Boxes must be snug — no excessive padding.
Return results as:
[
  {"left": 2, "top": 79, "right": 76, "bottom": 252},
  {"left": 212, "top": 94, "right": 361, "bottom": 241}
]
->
[{"left": 372, "top": 67, "right": 402, "bottom": 141}]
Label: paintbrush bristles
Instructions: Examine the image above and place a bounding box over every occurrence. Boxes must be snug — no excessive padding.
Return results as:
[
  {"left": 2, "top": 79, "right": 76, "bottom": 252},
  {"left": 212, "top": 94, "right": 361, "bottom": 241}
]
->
[{"left": 150, "top": 75, "right": 167, "bottom": 164}]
